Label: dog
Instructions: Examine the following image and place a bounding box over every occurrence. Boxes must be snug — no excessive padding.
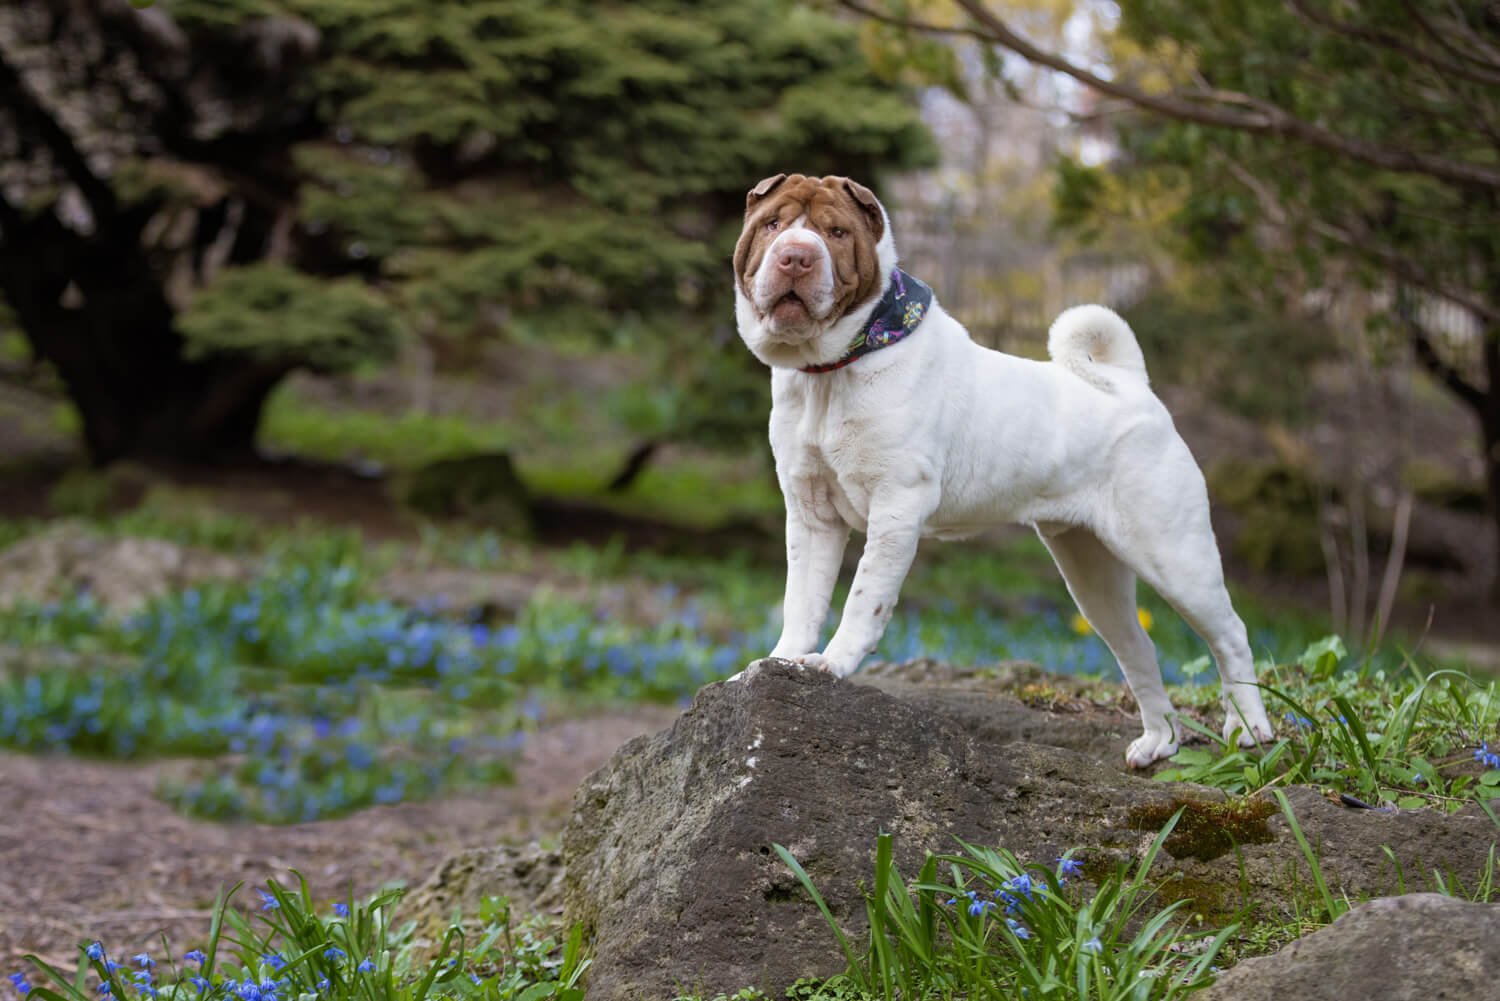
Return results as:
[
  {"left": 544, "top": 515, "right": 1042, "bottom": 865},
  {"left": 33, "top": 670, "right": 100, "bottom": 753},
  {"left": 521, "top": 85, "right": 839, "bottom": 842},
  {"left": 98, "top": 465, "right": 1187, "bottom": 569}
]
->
[{"left": 730, "top": 172, "right": 1274, "bottom": 767}]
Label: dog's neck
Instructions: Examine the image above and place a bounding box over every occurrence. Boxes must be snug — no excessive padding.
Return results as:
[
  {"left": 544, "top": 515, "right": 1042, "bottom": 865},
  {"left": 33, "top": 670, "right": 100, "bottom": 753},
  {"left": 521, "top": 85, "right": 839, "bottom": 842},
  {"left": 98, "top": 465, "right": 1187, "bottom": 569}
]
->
[{"left": 799, "top": 268, "right": 933, "bottom": 374}]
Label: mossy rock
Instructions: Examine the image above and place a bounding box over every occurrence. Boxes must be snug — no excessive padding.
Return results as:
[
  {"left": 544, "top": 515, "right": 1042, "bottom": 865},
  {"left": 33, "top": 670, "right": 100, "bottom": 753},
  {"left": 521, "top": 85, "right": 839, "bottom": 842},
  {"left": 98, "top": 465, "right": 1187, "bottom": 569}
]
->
[
  {"left": 1207, "top": 458, "right": 1324, "bottom": 576},
  {"left": 395, "top": 452, "right": 532, "bottom": 534}
]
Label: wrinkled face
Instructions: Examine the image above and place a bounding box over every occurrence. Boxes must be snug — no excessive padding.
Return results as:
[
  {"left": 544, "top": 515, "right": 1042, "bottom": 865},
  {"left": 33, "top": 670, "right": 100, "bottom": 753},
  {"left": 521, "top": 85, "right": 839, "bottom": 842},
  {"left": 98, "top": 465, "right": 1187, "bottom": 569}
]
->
[{"left": 733, "top": 174, "right": 887, "bottom": 343}]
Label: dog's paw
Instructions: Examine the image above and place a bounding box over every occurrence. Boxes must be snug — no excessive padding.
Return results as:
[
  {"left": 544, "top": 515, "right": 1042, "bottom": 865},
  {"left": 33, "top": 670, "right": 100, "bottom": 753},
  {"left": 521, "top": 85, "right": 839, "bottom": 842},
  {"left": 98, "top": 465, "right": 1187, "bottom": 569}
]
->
[
  {"left": 1125, "top": 727, "right": 1180, "bottom": 769},
  {"left": 1222, "top": 708, "right": 1275, "bottom": 748}
]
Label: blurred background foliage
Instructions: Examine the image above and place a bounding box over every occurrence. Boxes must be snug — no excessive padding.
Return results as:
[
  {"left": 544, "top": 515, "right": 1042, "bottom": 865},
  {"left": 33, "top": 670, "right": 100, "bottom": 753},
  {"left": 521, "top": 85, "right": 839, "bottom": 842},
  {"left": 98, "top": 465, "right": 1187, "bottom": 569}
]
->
[{"left": 2, "top": 0, "right": 1500, "bottom": 835}]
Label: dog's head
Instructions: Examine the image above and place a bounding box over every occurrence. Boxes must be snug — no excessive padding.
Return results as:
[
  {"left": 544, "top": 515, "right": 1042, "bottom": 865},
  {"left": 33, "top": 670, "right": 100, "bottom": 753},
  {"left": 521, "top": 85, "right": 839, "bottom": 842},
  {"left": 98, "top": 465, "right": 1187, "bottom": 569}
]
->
[{"left": 733, "top": 173, "right": 897, "bottom": 370}]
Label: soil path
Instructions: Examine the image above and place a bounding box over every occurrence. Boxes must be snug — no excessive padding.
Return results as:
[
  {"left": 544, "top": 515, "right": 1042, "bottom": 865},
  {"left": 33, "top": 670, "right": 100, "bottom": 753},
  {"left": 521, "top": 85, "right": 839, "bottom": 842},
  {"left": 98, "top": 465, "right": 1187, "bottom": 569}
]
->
[{"left": 0, "top": 706, "right": 678, "bottom": 974}]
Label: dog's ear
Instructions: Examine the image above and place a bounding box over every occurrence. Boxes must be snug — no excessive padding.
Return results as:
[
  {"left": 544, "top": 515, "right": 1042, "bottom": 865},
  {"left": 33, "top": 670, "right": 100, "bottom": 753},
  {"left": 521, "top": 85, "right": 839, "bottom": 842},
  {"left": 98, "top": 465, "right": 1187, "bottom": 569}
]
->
[
  {"left": 840, "top": 178, "right": 885, "bottom": 243},
  {"left": 746, "top": 173, "right": 788, "bottom": 211}
]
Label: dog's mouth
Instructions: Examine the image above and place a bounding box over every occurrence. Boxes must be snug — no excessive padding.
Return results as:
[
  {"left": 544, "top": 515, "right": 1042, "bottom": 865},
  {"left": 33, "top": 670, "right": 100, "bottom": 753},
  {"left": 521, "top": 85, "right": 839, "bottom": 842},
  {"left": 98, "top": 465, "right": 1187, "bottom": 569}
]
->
[{"left": 769, "top": 291, "right": 811, "bottom": 326}]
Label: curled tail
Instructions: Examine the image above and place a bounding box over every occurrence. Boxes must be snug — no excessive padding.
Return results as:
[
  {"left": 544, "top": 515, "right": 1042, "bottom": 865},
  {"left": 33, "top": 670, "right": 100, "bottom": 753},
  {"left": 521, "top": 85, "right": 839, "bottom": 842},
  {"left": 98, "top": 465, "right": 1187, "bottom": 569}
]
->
[{"left": 1047, "top": 304, "right": 1149, "bottom": 391}]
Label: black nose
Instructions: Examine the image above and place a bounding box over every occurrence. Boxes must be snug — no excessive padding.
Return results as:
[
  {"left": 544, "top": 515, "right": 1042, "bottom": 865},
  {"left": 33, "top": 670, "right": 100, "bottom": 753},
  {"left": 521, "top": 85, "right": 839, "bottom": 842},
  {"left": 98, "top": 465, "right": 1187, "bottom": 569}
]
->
[{"left": 776, "top": 246, "right": 814, "bottom": 276}]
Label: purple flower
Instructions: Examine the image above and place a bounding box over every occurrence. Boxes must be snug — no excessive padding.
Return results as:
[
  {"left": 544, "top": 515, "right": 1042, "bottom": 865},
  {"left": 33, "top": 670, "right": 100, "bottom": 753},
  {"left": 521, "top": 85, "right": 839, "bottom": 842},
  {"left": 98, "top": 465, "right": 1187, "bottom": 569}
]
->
[{"left": 8, "top": 973, "right": 31, "bottom": 995}]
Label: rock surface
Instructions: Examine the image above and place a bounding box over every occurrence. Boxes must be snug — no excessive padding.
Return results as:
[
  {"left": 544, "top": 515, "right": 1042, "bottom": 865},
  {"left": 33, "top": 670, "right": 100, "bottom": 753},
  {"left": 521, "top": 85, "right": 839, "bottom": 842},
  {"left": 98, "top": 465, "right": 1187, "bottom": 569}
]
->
[
  {"left": 1201, "top": 893, "right": 1500, "bottom": 1000},
  {"left": 402, "top": 843, "right": 565, "bottom": 941},
  {"left": 0, "top": 527, "right": 242, "bottom": 614},
  {"left": 562, "top": 660, "right": 1500, "bottom": 1000}
]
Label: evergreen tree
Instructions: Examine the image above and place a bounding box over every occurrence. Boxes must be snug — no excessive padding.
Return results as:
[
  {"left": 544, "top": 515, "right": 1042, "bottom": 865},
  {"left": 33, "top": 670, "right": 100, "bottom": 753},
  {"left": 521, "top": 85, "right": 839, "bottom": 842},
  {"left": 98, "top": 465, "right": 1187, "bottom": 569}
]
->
[{"left": 0, "top": 0, "right": 934, "bottom": 463}]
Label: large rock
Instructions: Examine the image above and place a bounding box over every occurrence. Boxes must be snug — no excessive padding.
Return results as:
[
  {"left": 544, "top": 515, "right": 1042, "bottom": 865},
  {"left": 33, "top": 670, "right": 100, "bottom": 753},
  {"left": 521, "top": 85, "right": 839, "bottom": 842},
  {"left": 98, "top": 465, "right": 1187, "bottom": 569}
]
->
[
  {"left": 0, "top": 527, "right": 242, "bottom": 614},
  {"left": 1202, "top": 893, "right": 1500, "bottom": 1000},
  {"left": 562, "top": 660, "right": 1500, "bottom": 1000}
]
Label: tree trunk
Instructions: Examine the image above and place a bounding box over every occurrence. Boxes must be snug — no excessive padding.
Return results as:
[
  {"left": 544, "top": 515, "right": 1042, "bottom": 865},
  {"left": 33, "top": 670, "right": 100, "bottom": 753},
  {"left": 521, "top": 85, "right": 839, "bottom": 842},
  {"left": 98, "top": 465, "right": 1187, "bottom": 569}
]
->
[
  {"left": 0, "top": 204, "right": 291, "bottom": 466},
  {"left": 1483, "top": 333, "right": 1500, "bottom": 606}
]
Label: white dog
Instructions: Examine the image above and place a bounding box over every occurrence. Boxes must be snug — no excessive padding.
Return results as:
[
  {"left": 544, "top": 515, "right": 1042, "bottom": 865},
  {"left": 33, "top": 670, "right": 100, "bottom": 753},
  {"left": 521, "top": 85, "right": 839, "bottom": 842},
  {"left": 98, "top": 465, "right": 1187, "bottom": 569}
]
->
[{"left": 731, "top": 173, "right": 1274, "bottom": 767}]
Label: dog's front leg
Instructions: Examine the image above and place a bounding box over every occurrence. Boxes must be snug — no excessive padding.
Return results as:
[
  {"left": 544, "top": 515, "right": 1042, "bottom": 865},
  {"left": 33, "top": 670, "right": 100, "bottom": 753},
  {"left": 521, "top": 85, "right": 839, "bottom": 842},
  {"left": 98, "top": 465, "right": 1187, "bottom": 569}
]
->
[
  {"left": 808, "top": 488, "right": 935, "bottom": 678},
  {"left": 769, "top": 502, "right": 849, "bottom": 659}
]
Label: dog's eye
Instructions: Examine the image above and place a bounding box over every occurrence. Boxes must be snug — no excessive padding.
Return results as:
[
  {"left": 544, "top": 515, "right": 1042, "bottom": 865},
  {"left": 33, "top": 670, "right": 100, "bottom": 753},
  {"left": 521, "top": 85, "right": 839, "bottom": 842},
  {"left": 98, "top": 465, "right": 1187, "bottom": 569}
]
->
[
  {"left": 765, "top": 218, "right": 781, "bottom": 233},
  {"left": 829, "top": 227, "right": 847, "bottom": 239}
]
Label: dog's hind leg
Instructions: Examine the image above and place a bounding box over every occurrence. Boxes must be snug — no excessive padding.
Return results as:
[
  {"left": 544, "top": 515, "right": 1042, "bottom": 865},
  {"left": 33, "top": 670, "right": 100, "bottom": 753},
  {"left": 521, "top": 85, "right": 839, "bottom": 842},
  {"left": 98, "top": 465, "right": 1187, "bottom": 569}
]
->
[
  {"left": 1109, "top": 490, "right": 1275, "bottom": 751},
  {"left": 1038, "top": 524, "right": 1179, "bottom": 768}
]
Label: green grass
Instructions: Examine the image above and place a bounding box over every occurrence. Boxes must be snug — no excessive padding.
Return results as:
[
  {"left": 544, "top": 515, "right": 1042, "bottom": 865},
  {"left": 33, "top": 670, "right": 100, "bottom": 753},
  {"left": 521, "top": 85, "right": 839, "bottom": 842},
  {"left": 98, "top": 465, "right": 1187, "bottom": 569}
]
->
[
  {"left": 1159, "top": 635, "right": 1500, "bottom": 813},
  {"left": 735, "top": 818, "right": 1229, "bottom": 1001},
  {"left": 20, "top": 876, "right": 587, "bottom": 1001},
  {"left": 260, "top": 392, "right": 516, "bottom": 469}
]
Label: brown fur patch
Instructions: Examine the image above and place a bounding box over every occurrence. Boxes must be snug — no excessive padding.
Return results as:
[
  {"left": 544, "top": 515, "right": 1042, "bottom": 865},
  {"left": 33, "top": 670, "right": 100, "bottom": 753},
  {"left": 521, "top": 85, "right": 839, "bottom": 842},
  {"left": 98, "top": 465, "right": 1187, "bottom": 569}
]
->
[{"left": 733, "top": 174, "right": 885, "bottom": 322}]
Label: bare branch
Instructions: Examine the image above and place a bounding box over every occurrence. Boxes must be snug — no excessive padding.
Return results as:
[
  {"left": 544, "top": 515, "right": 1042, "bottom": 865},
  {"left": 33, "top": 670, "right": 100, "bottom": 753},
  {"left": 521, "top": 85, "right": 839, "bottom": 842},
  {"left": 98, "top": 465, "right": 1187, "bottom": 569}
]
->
[
  {"left": 1409, "top": 319, "right": 1485, "bottom": 411},
  {"left": 1286, "top": 0, "right": 1500, "bottom": 86},
  {"left": 1216, "top": 154, "right": 1500, "bottom": 325},
  {"left": 840, "top": 0, "right": 1500, "bottom": 190},
  {"left": 1409, "top": 0, "right": 1500, "bottom": 71}
]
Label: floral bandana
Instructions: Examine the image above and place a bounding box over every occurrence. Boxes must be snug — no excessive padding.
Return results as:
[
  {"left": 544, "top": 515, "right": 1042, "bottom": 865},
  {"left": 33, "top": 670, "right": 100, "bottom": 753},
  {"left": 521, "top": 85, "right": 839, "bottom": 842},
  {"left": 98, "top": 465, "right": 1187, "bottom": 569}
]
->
[{"left": 799, "top": 268, "right": 934, "bottom": 374}]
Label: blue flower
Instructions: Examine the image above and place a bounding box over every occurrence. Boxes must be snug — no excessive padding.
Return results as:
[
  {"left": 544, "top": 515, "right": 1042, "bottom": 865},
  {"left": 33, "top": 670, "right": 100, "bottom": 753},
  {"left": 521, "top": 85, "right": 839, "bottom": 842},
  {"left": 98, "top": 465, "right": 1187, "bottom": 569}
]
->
[
  {"left": 86, "top": 944, "right": 105, "bottom": 962},
  {"left": 315, "top": 979, "right": 329, "bottom": 994},
  {"left": 263, "top": 955, "right": 286, "bottom": 972},
  {"left": 1057, "top": 857, "right": 1083, "bottom": 882},
  {"left": 184, "top": 951, "right": 206, "bottom": 967},
  {"left": 1004, "top": 873, "right": 1035, "bottom": 900},
  {"left": 333, "top": 903, "right": 350, "bottom": 918},
  {"left": 966, "top": 896, "right": 995, "bottom": 917},
  {"left": 133, "top": 955, "right": 153, "bottom": 970},
  {"left": 356, "top": 959, "right": 375, "bottom": 973},
  {"left": 96, "top": 985, "right": 111, "bottom": 996},
  {"left": 1475, "top": 742, "right": 1500, "bottom": 770},
  {"left": 132, "top": 972, "right": 152, "bottom": 987},
  {"left": 1284, "top": 712, "right": 1314, "bottom": 730},
  {"left": 8, "top": 973, "right": 31, "bottom": 995},
  {"left": 1007, "top": 918, "right": 1031, "bottom": 940},
  {"left": 103, "top": 962, "right": 119, "bottom": 975},
  {"left": 189, "top": 978, "right": 210, "bottom": 993},
  {"left": 322, "top": 948, "right": 345, "bottom": 963},
  {"left": 1082, "top": 936, "right": 1103, "bottom": 954},
  {"left": 256, "top": 889, "right": 279, "bottom": 911}
]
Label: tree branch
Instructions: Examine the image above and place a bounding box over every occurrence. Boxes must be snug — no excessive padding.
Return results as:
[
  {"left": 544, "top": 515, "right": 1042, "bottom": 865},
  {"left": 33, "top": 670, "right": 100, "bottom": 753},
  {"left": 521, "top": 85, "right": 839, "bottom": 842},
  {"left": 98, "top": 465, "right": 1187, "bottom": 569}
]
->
[
  {"left": 1218, "top": 153, "right": 1500, "bottom": 326},
  {"left": 839, "top": 0, "right": 1500, "bottom": 191},
  {"left": 1408, "top": 0, "right": 1500, "bottom": 71},
  {"left": 1286, "top": 0, "right": 1500, "bottom": 87},
  {"left": 1408, "top": 317, "right": 1485, "bottom": 412},
  {"left": 0, "top": 41, "right": 119, "bottom": 223}
]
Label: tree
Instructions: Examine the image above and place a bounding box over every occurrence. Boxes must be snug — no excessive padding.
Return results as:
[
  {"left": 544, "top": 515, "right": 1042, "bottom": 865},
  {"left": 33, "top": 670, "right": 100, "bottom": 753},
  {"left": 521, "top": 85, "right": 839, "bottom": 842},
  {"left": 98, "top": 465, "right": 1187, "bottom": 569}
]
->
[
  {"left": 838, "top": 0, "right": 1500, "bottom": 594},
  {"left": 0, "top": 0, "right": 934, "bottom": 465}
]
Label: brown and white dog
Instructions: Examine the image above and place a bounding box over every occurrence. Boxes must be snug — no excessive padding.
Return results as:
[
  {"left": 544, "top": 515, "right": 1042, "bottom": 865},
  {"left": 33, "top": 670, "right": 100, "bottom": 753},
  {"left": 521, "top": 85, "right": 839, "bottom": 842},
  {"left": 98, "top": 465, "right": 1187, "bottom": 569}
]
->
[{"left": 731, "top": 172, "right": 1273, "bottom": 768}]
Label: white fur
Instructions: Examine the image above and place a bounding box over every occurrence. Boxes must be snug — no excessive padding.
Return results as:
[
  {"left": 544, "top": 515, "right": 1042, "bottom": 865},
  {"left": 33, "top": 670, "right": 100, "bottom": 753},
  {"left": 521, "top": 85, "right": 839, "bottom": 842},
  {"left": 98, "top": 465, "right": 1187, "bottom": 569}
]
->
[{"left": 733, "top": 203, "right": 1274, "bottom": 768}]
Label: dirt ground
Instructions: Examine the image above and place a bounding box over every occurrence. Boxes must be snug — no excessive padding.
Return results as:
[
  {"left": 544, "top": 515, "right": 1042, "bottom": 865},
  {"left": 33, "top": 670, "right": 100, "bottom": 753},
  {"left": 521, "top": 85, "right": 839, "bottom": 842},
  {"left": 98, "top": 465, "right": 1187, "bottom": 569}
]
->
[{"left": 0, "top": 705, "right": 680, "bottom": 975}]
